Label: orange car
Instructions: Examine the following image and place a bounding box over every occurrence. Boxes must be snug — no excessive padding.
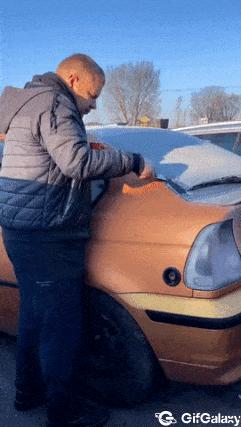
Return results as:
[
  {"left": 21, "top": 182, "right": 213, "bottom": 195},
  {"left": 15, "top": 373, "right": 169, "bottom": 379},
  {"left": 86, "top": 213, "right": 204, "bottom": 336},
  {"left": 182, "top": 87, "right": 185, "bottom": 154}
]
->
[{"left": 1, "top": 126, "right": 241, "bottom": 404}]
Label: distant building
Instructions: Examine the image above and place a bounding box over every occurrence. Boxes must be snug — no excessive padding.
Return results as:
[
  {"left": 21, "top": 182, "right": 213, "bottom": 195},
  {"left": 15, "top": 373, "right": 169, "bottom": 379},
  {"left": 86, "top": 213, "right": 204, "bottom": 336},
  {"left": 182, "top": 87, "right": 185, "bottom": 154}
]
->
[
  {"left": 137, "top": 115, "right": 151, "bottom": 127},
  {"left": 85, "top": 122, "right": 103, "bottom": 127},
  {"left": 199, "top": 117, "right": 209, "bottom": 125},
  {"left": 137, "top": 116, "right": 169, "bottom": 128}
]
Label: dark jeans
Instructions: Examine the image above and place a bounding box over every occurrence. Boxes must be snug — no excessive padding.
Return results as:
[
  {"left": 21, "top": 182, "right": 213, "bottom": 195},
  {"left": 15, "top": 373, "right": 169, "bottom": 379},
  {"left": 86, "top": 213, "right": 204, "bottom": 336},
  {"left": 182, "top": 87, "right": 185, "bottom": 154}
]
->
[{"left": 2, "top": 230, "right": 88, "bottom": 408}]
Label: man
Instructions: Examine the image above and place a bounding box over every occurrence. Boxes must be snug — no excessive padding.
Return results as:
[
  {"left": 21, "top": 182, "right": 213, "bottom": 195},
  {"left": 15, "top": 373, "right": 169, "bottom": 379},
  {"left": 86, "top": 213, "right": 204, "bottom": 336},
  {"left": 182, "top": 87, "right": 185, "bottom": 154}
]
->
[{"left": 0, "top": 53, "right": 155, "bottom": 427}]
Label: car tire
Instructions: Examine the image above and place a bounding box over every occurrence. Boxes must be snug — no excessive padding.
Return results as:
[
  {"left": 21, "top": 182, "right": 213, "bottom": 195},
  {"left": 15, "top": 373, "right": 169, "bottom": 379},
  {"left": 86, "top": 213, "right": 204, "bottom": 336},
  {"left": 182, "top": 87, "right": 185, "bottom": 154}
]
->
[{"left": 85, "top": 286, "right": 167, "bottom": 406}]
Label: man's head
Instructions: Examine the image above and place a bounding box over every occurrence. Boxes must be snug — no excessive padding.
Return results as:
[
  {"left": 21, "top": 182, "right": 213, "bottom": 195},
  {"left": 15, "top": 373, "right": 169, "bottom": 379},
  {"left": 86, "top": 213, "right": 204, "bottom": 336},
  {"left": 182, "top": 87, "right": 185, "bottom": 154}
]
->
[{"left": 56, "top": 54, "right": 105, "bottom": 116}]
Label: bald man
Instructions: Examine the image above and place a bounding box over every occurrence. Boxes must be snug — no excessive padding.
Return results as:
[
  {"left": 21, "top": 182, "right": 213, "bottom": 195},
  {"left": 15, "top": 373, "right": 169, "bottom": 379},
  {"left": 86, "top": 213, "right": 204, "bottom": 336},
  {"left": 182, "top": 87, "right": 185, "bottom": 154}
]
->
[{"left": 0, "top": 53, "right": 154, "bottom": 427}]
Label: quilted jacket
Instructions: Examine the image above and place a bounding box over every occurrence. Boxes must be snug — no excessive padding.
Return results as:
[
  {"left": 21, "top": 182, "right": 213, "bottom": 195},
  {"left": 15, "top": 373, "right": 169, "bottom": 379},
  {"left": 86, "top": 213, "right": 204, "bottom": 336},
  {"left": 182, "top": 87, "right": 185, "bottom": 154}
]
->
[{"left": 0, "top": 73, "right": 144, "bottom": 239}]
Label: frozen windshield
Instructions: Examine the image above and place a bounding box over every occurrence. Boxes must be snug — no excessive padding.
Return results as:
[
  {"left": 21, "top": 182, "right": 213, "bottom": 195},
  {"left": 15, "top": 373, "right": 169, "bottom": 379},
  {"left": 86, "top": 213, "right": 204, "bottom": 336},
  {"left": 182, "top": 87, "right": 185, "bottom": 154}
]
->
[{"left": 87, "top": 126, "right": 241, "bottom": 191}]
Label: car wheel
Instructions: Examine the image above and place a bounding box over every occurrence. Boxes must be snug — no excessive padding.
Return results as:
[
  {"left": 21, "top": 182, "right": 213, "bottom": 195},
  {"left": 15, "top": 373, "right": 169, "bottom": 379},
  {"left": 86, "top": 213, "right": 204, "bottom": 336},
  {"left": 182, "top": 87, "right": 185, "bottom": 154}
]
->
[{"left": 85, "top": 286, "right": 167, "bottom": 406}]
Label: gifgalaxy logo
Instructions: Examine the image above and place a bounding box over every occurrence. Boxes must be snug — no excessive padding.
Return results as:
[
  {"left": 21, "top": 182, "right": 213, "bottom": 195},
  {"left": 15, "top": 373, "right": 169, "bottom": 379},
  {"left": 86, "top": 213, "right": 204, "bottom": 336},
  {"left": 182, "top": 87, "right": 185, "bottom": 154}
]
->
[
  {"left": 155, "top": 411, "right": 177, "bottom": 426},
  {"left": 182, "top": 412, "right": 241, "bottom": 425},
  {"left": 154, "top": 411, "right": 241, "bottom": 426}
]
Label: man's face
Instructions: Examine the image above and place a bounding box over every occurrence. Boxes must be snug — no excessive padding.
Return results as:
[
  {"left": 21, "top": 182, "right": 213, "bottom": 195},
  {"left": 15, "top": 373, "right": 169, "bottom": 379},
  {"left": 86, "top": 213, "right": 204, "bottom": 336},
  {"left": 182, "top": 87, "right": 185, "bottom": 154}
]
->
[{"left": 71, "top": 72, "right": 104, "bottom": 116}]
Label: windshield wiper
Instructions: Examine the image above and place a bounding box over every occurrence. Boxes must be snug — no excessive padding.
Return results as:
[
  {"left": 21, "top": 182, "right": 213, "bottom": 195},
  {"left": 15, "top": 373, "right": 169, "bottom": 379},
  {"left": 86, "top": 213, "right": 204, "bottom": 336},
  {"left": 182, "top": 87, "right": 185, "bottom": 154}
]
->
[{"left": 189, "top": 176, "right": 241, "bottom": 191}]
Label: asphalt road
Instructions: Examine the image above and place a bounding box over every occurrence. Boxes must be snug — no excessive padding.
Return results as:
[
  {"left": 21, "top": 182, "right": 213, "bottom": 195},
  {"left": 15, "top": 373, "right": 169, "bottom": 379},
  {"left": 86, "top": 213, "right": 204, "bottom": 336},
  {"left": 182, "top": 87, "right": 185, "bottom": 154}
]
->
[{"left": 1, "top": 333, "right": 241, "bottom": 427}]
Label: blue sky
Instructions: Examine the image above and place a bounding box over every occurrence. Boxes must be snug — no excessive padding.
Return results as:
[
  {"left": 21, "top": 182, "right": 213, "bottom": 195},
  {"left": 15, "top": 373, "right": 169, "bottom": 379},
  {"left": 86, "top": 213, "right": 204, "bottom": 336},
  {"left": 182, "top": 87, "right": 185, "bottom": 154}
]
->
[{"left": 1, "top": 0, "right": 241, "bottom": 122}]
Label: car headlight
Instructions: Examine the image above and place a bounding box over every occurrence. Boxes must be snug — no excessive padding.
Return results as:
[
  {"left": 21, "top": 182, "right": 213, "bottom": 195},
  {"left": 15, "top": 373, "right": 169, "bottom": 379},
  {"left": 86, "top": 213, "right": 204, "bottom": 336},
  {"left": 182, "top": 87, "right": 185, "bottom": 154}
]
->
[{"left": 184, "top": 220, "right": 241, "bottom": 291}]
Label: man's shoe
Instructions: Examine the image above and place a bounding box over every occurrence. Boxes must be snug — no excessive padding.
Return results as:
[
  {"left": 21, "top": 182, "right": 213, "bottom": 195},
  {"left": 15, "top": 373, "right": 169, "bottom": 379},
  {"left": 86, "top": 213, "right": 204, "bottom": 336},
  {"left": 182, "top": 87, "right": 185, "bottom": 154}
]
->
[
  {"left": 14, "top": 389, "right": 46, "bottom": 411},
  {"left": 46, "top": 398, "right": 109, "bottom": 427}
]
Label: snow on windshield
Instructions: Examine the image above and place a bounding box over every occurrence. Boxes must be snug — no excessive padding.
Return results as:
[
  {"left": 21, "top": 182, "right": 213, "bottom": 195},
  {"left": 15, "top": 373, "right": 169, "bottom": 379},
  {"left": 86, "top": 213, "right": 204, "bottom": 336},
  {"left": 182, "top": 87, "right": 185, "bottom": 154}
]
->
[{"left": 87, "top": 126, "right": 241, "bottom": 190}]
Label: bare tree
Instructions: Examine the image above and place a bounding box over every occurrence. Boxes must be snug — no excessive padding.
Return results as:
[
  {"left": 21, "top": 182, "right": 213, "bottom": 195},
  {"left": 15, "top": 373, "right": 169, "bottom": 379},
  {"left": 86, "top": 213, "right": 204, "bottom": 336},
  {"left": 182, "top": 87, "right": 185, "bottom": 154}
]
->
[
  {"left": 103, "top": 61, "right": 161, "bottom": 125},
  {"left": 222, "top": 94, "right": 241, "bottom": 120},
  {"left": 190, "top": 86, "right": 241, "bottom": 124}
]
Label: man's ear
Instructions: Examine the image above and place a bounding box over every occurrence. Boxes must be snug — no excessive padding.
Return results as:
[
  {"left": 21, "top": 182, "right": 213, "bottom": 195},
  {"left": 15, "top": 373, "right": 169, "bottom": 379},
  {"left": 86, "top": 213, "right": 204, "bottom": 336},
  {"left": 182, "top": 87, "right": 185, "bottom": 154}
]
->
[{"left": 68, "top": 73, "right": 79, "bottom": 89}]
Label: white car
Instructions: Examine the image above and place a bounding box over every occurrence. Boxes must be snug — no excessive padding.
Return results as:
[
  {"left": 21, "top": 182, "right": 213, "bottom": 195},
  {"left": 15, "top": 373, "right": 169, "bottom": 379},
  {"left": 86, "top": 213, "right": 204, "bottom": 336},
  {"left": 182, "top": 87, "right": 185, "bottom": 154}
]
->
[{"left": 174, "top": 121, "right": 241, "bottom": 155}]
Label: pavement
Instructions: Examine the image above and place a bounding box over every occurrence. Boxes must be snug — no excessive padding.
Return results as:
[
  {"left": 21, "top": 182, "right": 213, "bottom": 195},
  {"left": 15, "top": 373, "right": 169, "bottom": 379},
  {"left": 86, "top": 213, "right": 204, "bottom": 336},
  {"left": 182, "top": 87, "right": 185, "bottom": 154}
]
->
[{"left": 1, "top": 333, "right": 241, "bottom": 427}]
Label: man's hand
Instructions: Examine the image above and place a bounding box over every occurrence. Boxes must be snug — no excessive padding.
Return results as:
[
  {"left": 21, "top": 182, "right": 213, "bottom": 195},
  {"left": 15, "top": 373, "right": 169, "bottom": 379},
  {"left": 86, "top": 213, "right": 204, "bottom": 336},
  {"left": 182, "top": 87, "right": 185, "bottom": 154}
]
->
[{"left": 139, "top": 162, "right": 156, "bottom": 180}]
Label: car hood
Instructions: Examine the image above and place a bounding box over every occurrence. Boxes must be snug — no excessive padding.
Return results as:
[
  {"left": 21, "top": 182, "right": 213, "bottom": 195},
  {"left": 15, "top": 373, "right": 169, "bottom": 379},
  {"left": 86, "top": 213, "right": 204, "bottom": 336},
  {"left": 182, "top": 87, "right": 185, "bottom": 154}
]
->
[{"left": 87, "top": 126, "right": 241, "bottom": 193}]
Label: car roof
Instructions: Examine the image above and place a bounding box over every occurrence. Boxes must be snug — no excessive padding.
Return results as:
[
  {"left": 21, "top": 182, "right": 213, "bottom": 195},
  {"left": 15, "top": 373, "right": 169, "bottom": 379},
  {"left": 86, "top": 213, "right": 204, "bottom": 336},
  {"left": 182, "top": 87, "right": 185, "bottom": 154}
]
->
[
  {"left": 174, "top": 121, "right": 241, "bottom": 135},
  {"left": 87, "top": 126, "right": 241, "bottom": 191}
]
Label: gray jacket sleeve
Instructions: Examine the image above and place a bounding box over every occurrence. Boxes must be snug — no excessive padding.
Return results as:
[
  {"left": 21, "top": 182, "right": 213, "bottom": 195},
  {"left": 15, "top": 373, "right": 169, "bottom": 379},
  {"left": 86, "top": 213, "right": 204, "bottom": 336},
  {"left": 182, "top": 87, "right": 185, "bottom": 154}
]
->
[{"left": 39, "top": 99, "right": 144, "bottom": 181}]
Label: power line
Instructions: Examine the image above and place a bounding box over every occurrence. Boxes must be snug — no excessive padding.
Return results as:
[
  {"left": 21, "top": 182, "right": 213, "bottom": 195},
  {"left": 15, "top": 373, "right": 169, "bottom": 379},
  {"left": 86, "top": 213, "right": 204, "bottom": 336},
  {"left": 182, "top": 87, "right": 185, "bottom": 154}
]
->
[{"left": 161, "top": 86, "right": 241, "bottom": 93}]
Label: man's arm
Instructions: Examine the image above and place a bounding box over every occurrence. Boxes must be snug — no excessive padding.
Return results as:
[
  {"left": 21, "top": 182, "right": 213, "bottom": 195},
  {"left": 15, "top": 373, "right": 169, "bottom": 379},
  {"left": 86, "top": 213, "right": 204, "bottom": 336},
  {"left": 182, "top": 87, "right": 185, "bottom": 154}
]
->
[
  {"left": 39, "top": 103, "right": 145, "bottom": 180},
  {"left": 89, "top": 139, "right": 155, "bottom": 180}
]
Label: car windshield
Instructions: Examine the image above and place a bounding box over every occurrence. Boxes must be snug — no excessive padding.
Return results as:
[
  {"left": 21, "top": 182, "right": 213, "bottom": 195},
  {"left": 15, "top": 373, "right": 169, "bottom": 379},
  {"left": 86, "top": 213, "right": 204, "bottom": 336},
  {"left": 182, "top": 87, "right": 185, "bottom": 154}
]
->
[{"left": 88, "top": 126, "right": 241, "bottom": 192}]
